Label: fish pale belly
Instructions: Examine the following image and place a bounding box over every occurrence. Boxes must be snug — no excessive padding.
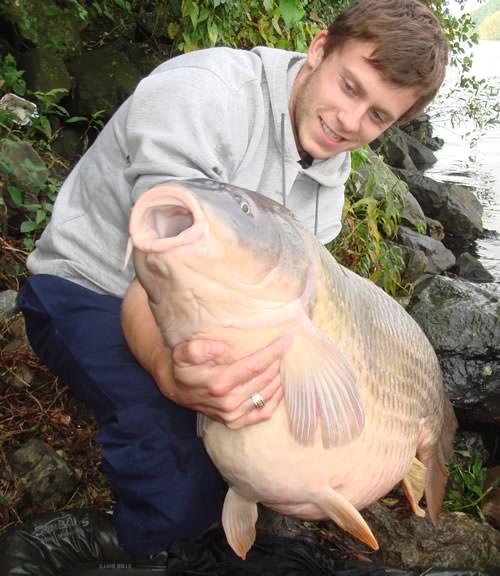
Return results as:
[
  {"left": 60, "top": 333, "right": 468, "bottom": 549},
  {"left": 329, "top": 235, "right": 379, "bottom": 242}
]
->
[{"left": 202, "top": 401, "right": 418, "bottom": 518}]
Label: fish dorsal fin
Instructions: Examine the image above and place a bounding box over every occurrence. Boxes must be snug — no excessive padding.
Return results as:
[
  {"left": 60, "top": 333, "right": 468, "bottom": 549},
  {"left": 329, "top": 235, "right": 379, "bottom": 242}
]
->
[
  {"left": 402, "top": 456, "right": 427, "bottom": 518},
  {"left": 282, "top": 316, "right": 365, "bottom": 448},
  {"left": 318, "top": 487, "right": 379, "bottom": 550},
  {"left": 222, "top": 488, "right": 258, "bottom": 560}
]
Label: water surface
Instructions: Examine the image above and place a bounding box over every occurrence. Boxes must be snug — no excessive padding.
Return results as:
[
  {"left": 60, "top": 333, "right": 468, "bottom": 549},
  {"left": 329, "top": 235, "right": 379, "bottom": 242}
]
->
[{"left": 426, "top": 41, "right": 500, "bottom": 280}]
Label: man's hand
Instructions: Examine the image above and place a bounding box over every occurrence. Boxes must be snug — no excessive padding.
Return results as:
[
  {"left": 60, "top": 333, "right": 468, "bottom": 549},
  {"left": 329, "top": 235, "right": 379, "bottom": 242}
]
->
[
  {"left": 171, "top": 336, "right": 291, "bottom": 429},
  {"left": 122, "top": 279, "right": 291, "bottom": 428}
]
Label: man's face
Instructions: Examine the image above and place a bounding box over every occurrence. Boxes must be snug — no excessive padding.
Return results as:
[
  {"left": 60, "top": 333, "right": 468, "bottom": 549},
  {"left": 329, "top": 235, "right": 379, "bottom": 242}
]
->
[{"left": 290, "top": 33, "right": 418, "bottom": 160}]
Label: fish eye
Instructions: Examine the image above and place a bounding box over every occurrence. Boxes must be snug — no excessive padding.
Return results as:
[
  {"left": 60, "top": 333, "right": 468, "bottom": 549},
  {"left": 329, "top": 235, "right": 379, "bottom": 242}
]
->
[{"left": 240, "top": 201, "right": 250, "bottom": 214}]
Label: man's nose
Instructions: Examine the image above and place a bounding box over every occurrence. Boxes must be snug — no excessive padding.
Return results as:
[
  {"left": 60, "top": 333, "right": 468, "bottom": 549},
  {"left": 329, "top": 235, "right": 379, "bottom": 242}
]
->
[{"left": 337, "top": 105, "right": 364, "bottom": 134}]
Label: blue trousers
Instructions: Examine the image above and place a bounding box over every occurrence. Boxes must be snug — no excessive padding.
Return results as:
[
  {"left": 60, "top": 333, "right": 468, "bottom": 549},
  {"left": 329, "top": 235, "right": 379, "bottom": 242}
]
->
[{"left": 17, "top": 274, "right": 227, "bottom": 556}]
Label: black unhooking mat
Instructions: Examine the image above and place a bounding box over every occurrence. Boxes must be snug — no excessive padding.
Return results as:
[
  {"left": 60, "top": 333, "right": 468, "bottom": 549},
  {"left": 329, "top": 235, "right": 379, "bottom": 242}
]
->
[{"left": 0, "top": 509, "right": 494, "bottom": 576}]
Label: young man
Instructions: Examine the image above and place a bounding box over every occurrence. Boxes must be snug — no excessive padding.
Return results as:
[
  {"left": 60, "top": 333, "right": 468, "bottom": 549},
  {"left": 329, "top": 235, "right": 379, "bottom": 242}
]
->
[{"left": 17, "top": 0, "right": 449, "bottom": 558}]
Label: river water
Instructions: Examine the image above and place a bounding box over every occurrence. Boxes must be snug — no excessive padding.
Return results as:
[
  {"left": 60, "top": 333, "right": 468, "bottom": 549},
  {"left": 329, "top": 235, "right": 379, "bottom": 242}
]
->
[{"left": 425, "top": 40, "right": 500, "bottom": 280}]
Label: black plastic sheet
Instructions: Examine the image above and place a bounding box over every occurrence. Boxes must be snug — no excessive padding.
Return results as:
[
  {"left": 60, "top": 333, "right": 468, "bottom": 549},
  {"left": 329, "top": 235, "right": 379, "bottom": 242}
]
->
[{"left": 0, "top": 510, "right": 495, "bottom": 576}]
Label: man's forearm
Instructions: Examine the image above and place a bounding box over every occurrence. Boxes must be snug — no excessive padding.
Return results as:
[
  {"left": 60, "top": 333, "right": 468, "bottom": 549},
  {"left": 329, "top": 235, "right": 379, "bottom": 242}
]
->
[{"left": 121, "top": 279, "right": 175, "bottom": 397}]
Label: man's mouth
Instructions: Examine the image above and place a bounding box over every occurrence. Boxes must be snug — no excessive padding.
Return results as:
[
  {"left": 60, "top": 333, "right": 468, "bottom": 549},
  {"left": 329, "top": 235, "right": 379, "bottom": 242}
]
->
[{"left": 320, "top": 117, "right": 345, "bottom": 143}]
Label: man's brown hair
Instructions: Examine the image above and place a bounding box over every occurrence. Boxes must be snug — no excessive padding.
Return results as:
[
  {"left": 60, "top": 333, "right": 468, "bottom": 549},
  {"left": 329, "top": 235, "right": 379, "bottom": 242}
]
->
[{"left": 324, "top": 0, "right": 449, "bottom": 121}]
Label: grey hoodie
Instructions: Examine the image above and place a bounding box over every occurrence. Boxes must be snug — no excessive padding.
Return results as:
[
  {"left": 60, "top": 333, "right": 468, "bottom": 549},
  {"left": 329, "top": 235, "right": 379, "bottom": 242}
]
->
[{"left": 28, "top": 46, "right": 351, "bottom": 297}]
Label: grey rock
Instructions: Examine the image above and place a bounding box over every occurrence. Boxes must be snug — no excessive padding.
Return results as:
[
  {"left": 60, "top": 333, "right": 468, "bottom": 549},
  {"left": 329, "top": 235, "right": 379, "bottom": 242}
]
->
[
  {"left": 9, "top": 439, "right": 78, "bottom": 509},
  {"left": 68, "top": 46, "right": 142, "bottom": 118},
  {"left": 387, "top": 241, "right": 428, "bottom": 285},
  {"left": 455, "top": 252, "right": 495, "bottom": 283},
  {"left": 482, "top": 466, "right": 500, "bottom": 529},
  {"left": 408, "top": 276, "right": 500, "bottom": 425},
  {"left": 371, "top": 126, "right": 437, "bottom": 170},
  {"left": 393, "top": 169, "right": 483, "bottom": 252},
  {"left": 0, "top": 311, "right": 34, "bottom": 390},
  {"left": 1, "top": 0, "right": 84, "bottom": 57},
  {"left": 425, "top": 216, "right": 445, "bottom": 241},
  {"left": 0, "top": 139, "right": 49, "bottom": 198},
  {"left": 0, "top": 290, "right": 18, "bottom": 318},
  {"left": 52, "top": 128, "right": 84, "bottom": 162},
  {"left": 363, "top": 502, "right": 500, "bottom": 572},
  {"left": 398, "top": 226, "right": 456, "bottom": 274},
  {"left": 19, "top": 47, "right": 71, "bottom": 102},
  {"left": 399, "top": 113, "right": 445, "bottom": 151}
]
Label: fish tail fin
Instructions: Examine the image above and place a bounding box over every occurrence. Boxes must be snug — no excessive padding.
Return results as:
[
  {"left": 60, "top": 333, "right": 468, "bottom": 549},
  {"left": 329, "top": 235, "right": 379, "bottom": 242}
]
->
[
  {"left": 420, "top": 399, "right": 458, "bottom": 526},
  {"left": 318, "top": 488, "right": 379, "bottom": 550},
  {"left": 222, "top": 488, "right": 258, "bottom": 560}
]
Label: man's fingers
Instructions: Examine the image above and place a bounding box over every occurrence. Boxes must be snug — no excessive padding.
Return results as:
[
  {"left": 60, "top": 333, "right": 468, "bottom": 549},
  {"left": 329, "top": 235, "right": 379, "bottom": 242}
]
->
[
  {"left": 173, "top": 339, "right": 225, "bottom": 365},
  {"left": 226, "top": 378, "right": 284, "bottom": 430},
  {"left": 220, "top": 370, "right": 282, "bottom": 424},
  {"left": 244, "top": 335, "right": 292, "bottom": 372},
  {"left": 208, "top": 335, "right": 292, "bottom": 397}
]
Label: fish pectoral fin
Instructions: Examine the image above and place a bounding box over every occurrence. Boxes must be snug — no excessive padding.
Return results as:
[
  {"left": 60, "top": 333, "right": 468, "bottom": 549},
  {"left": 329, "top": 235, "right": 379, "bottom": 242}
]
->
[
  {"left": 319, "top": 487, "right": 379, "bottom": 550},
  {"left": 402, "top": 457, "right": 427, "bottom": 518},
  {"left": 221, "top": 488, "right": 258, "bottom": 560},
  {"left": 282, "top": 319, "right": 364, "bottom": 448}
]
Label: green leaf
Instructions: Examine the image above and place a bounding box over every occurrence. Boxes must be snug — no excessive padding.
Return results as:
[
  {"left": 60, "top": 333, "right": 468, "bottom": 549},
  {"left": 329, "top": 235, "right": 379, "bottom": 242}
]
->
[
  {"left": 66, "top": 116, "right": 88, "bottom": 124},
  {"left": 20, "top": 220, "right": 37, "bottom": 233},
  {"left": 36, "top": 209, "right": 46, "bottom": 225},
  {"left": 272, "top": 16, "right": 282, "bottom": 35},
  {"left": 7, "top": 185, "right": 23, "bottom": 206},
  {"left": 199, "top": 7, "right": 209, "bottom": 23},
  {"left": 279, "top": 0, "right": 304, "bottom": 28},
  {"left": 207, "top": 19, "right": 219, "bottom": 45},
  {"left": 188, "top": 1, "right": 199, "bottom": 29},
  {"left": 39, "top": 115, "right": 52, "bottom": 139}
]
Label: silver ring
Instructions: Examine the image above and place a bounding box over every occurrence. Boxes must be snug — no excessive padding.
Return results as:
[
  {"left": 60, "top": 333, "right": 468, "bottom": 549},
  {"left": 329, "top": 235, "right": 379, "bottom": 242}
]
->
[{"left": 251, "top": 392, "right": 266, "bottom": 409}]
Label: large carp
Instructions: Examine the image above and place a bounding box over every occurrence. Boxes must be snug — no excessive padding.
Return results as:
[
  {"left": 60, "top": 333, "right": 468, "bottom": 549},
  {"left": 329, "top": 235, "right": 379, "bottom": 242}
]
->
[{"left": 128, "top": 178, "right": 457, "bottom": 559}]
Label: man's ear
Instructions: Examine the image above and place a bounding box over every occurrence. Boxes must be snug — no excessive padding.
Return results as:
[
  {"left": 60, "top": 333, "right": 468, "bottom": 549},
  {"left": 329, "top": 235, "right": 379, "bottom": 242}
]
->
[{"left": 307, "top": 30, "right": 327, "bottom": 69}]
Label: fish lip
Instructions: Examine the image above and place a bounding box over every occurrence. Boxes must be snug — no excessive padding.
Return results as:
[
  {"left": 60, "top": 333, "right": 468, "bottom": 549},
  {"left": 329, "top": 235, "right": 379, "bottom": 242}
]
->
[{"left": 129, "top": 182, "right": 207, "bottom": 252}]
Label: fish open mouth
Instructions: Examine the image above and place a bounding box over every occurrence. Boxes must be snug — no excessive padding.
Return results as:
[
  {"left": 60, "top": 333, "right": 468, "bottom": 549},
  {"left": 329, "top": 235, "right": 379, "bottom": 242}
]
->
[
  {"left": 129, "top": 183, "right": 207, "bottom": 252},
  {"left": 147, "top": 201, "right": 194, "bottom": 238}
]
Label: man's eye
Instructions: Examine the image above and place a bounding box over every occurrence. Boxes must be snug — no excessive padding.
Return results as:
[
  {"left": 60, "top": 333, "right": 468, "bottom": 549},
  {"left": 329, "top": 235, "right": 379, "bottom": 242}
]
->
[
  {"left": 342, "top": 78, "right": 354, "bottom": 93},
  {"left": 371, "top": 109, "right": 385, "bottom": 124}
]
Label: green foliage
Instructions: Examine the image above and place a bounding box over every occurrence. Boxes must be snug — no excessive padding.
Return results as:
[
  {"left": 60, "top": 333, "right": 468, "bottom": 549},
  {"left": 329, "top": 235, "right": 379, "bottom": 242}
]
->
[
  {"left": 0, "top": 137, "right": 59, "bottom": 250},
  {"left": 432, "top": 73, "right": 500, "bottom": 147},
  {"left": 0, "top": 54, "right": 27, "bottom": 96},
  {"left": 444, "top": 449, "right": 500, "bottom": 519},
  {"left": 428, "top": 0, "right": 480, "bottom": 72},
  {"left": 328, "top": 147, "right": 407, "bottom": 296},
  {"left": 68, "top": 0, "right": 133, "bottom": 21},
  {"left": 162, "top": 0, "right": 320, "bottom": 53},
  {"left": 0, "top": 59, "right": 66, "bottom": 248},
  {"left": 425, "top": 1, "right": 500, "bottom": 142}
]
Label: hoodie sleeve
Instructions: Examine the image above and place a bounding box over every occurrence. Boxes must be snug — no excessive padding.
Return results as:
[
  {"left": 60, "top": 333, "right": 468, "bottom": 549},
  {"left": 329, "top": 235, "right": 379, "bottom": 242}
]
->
[{"left": 124, "top": 66, "right": 249, "bottom": 202}]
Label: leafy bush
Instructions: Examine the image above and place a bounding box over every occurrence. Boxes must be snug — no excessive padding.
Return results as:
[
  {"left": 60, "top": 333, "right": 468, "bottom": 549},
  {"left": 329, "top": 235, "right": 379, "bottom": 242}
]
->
[
  {"left": 445, "top": 449, "right": 500, "bottom": 519},
  {"left": 328, "top": 147, "right": 407, "bottom": 296}
]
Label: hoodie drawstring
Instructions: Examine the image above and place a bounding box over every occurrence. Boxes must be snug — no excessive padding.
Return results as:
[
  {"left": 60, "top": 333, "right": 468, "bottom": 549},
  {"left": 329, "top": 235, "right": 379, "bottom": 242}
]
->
[
  {"left": 280, "top": 113, "right": 320, "bottom": 237},
  {"left": 281, "top": 114, "right": 286, "bottom": 208}
]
